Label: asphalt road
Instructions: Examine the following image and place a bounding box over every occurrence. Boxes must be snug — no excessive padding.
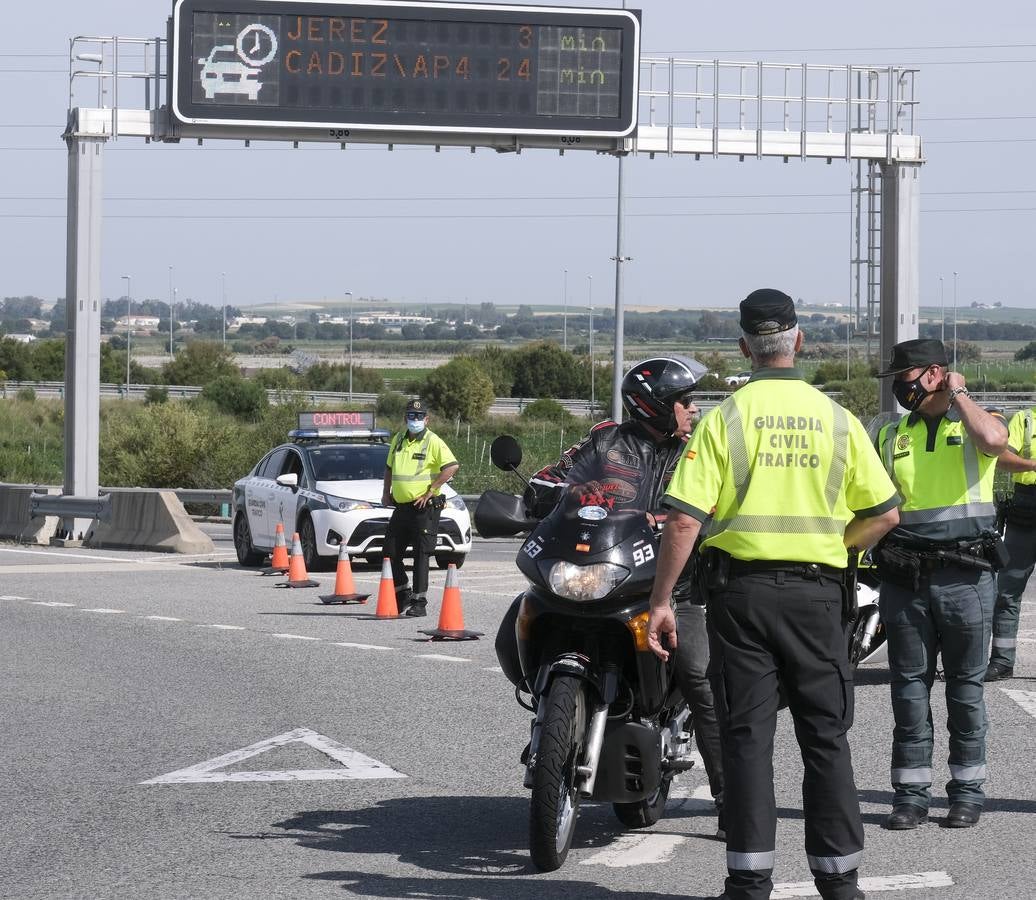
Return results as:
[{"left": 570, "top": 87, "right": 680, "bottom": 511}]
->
[{"left": 1, "top": 531, "right": 1033, "bottom": 900}]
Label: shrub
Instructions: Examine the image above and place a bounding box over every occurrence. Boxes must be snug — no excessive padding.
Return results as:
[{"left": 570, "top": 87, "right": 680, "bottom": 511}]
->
[
  {"left": 144, "top": 386, "right": 169, "bottom": 405},
  {"left": 839, "top": 378, "right": 879, "bottom": 422},
  {"left": 421, "top": 357, "right": 495, "bottom": 421},
  {"left": 520, "top": 397, "right": 577, "bottom": 426},
  {"left": 376, "top": 391, "right": 408, "bottom": 424},
  {"left": 15, "top": 387, "right": 35, "bottom": 402},
  {"left": 200, "top": 375, "right": 269, "bottom": 420}
]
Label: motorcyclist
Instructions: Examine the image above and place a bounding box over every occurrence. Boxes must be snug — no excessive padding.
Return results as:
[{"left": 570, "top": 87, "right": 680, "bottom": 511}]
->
[{"left": 496, "top": 355, "right": 726, "bottom": 835}]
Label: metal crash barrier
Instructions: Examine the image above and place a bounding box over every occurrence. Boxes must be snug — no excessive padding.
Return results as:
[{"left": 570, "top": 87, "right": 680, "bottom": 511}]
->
[{"left": 29, "top": 492, "right": 112, "bottom": 523}]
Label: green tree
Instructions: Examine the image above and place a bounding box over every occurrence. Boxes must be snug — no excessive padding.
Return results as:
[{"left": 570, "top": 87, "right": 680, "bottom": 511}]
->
[
  {"left": 464, "top": 345, "right": 515, "bottom": 394},
  {"left": 839, "top": 378, "right": 879, "bottom": 422},
  {"left": 511, "top": 342, "right": 587, "bottom": 398},
  {"left": 376, "top": 391, "right": 408, "bottom": 424},
  {"left": 1014, "top": 342, "right": 1036, "bottom": 362},
  {"left": 200, "top": 375, "right": 269, "bottom": 420},
  {"left": 421, "top": 357, "right": 495, "bottom": 421},
  {"left": 303, "top": 361, "right": 384, "bottom": 393},
  {"left": 162, "top": 341, "right": 237, "bottom": 385},
  {"left": 519, "top": 397, "right": 578, "bottom": 427}
]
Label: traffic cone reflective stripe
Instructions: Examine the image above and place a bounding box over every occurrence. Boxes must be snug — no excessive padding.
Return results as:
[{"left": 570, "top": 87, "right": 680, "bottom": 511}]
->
[
  {"left": 277, "top": 531, "right": 318, "bottom": 588},
  {"left": 419, "top": 563, "right": 482, "bottom": 641},
  {"left": 320, "top": 544, "right": 369, "bottom": 605},
  {"left": 260, "top": 522, "right": 291, "bottom": 575},
  {"left": 366, "top": 557, "right": 407, "bottom": 619}
]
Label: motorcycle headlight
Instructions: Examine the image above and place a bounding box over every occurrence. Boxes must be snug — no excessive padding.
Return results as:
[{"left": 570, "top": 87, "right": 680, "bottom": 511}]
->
[
  {"left": 323, "top": 495, "right": 373, "bottom": 513},
  {"left": 547, "top": 561, "right": 629, "bottom": 602},
  {"left": 446, "top": 496, "right": 467, "bottom": 511}
]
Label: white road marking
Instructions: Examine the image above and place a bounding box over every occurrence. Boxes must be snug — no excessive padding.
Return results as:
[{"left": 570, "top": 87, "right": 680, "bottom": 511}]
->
[
  {"left": 140, "top": 726, "right": 406, "bottom": 784},
  {"left": 771, "top": 871, "right": 953, "bottom": 897},
  {"left": 199, "top": 624, "right": 246, "bottom": 630},
  {"left": 580, "top": 833, "right": 685, "bottom": 867},
  {"left": 417, "top": 653, "right": 470, "bottom": 663},
  {"left": 271, "top": 633, "right": 320, "bottom": 641},
  {"left": 483, "top": 665, "right": 505, "bottom": 673},
  {"left": 0, "top": 595, "right": 30, "bottom": 600},
  {"left": 31, "top": 601, "right": 76, "bottom": 607},
  {"left": 332, "top": 641, "right": 394, "bottom": 651},
  {"left": 0, "top": 547, "right": 136, "bottom": 562},
  {"left": 1002, "top": 688, "right": 1036, "bottom": 719},
  {"left": 81, "top": 608, "right": 125, "bottom": 614},
  {"left": 145, "top": 615, "right": 183, "bottom": 622}
]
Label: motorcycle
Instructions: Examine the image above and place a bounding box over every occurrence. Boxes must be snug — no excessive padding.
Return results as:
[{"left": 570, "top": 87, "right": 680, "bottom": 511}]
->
[
  {"left": 849, "top": 565, "right": 887, "bottom": 668},
  {"left": 476, "top": 436, "right": 694, "bottom": 872}
]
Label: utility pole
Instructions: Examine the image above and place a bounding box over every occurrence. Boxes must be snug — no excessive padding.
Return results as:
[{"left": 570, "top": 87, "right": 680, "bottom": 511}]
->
[
  {"left": 120, "top": 274, "right": 131, "bottom": 397},
  {"left": 221, "top": 271, "right": 227, "bottom": 349},
  {"left": 588, "top": 274, "right": 594, "bottom": 413},
  {"left": 953, "top": 270, "right": 958, "bottom": 368},
  {"left": 562, "top": 268, "right": 568, "bottom": 351},
  {"left": 346, "top": 290, "right": 354, "bottom": 399},
  {"left": 939, "top": 275, "right": 945, "bottom": 345},
  {"left": 168, "top": 265, "right": 175, "bottom": 356}
]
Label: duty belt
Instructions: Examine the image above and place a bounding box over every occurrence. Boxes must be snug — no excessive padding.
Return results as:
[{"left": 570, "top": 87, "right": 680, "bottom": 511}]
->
[{"left": 726, "top": 558, "right": 845, "bottom": 581}]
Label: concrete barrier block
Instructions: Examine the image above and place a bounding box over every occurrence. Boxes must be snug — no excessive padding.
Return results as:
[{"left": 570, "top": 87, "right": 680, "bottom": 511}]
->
[
  {"left": 0, "top": 484, "right": 59, "bottom": 545},
  {"left": 85, "top": 489, "right": 214, "bottom": 554}
]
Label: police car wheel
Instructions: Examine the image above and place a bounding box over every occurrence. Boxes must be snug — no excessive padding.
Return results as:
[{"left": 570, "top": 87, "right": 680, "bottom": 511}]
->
[
  {"left": 435, "top": 553, "right": 466, "bottom": 570},
  {"left": 233, "top": 513, "right": 265, "bottom": 568},
  {"left": 298, "top": 516, "right": 330, "bottom": 572}
]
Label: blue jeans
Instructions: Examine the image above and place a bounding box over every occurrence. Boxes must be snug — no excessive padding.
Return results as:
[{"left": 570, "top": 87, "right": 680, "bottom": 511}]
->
[
  {"left": 991, "top": 524, "right": 1036, "bottom": 668},
  {"left": 879, "top": 567, "right": 994, "bottom": 807}
]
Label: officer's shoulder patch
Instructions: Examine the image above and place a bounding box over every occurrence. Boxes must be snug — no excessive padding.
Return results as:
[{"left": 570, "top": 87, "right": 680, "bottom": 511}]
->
[{"left": 685, "top": 449, "right": 697, "bottom": 460}]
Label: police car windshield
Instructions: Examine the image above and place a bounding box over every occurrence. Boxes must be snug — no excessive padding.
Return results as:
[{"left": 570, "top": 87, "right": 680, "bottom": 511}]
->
[{"left": 309, "top": 445, "right": 389, "bottom": 482}]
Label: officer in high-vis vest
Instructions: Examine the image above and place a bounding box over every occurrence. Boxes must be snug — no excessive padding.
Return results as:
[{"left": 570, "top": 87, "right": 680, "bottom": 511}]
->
[
  {"left": 382, "top": 398, "right": 459, "bottom": 617},
  {"left": 647, "top": 289, "right": 900, "bottom": 900},
  {"left": 985, "top": 406, "right": 1036, "bottom": 681},
  {"left": 874, "top": 338, "right": 1008, "bottom": 831}
]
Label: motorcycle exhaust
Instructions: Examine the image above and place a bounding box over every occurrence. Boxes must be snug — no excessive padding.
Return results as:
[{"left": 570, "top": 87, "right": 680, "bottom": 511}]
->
[
  {"left": 857, "top": 607, "right": 880, "bottom": 656},
  {"left": 575, "top": 704, "right": 610, "bottom": 796}
]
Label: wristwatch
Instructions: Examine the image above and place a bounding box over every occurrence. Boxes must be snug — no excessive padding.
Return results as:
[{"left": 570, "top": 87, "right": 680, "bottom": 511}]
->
[{"left": 948, "top": 386, "right": 970, "bottom": 406}]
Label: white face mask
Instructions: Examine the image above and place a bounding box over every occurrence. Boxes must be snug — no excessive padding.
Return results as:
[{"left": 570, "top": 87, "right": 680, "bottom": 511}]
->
[{"left": 406, "top": 419, "right": 426, "bottom": 434}]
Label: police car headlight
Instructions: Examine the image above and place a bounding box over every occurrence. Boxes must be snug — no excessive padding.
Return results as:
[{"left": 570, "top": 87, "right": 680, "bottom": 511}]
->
[
  {"left": 446, "top": 496, "right": 467, "bottom": 511},
  {"left": 547, "top": 561, "right": 629, "bottom": 602},
  {"left": 323, "top": 495, "right": 373, "bottom": 513}
]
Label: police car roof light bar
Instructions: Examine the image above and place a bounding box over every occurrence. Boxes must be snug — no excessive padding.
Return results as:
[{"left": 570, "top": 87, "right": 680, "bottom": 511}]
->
[{"left": 289, "top": 427, "right": 392, "bottom": 442}]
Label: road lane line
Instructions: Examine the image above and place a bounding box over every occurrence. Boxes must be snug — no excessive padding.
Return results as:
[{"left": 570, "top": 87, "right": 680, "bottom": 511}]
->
[
  {"left": 580, "top": 833, "right": 685, "bottom": 867},
  {"left": 771, "top": 871, "right": 953, "bottom": 897},
  {"left": 332, "top": 642, "right": 394, "bottom": 651},
  {"left": 145, "top": 615, "right": 183, "bottom": 622},
  {"left": 416, "top": 653, "right": 470, "bottom": 663},
  {"left": 31, "top": 601, "right": 77, "bottom": 607},
  {"left": 0, "top": 547, "right": 136, "bottom": 562},
  {"left": 271, "top": 633, "right": 320, "bottom": 641},
  {"left": 81, "top": 608, "right": 125, "bottom": 614},
  {"left": 199, "top": 624, "right": 246, "bottom": 630},
  {"left": 483, "top": 665, "right": 504, "bottom": 673},
  {"left": 0, "top": 595, "right": 30, "bottom": 600},
  {"left": 1002, "top": 688, "right": 1036, "bottom": 719}
]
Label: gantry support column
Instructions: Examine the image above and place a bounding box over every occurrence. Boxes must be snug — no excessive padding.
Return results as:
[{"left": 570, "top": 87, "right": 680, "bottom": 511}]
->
[
  {"left": 878, "top": 161, "right": 922, "bottom": 413},
  {"left": 61, "top": 113, "right": 106, "bottom": 539}
]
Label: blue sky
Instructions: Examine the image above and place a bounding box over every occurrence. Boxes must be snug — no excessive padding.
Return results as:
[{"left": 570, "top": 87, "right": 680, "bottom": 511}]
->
[{"left": 3, "top": 0, "right": 1035, "bottom": 312}]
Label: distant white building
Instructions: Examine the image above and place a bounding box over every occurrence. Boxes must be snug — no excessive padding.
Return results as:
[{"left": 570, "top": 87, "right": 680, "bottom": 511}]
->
[
  {"left": 228, "top": 315, "right": 268, "bottom": 331},
  {"left": 3, "top": 333, "right": 36, "bottom": 343},
  {"left": 115, "top": 315, "right": 161, "bottom": 332}
]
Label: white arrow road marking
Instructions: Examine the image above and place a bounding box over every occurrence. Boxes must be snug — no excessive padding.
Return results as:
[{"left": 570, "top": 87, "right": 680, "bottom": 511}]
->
[
  {"left": 580, "top": 833, "right": 686, "bottom": 867},
  {"left": 1002, "top": 688, "right": 1036, "bottom": 719},
  {"left": 140, "top": 727, "right": 406, "bottom": 784},
  {"left": 771, "top": 871, "right": 953, "bottom": 897}
]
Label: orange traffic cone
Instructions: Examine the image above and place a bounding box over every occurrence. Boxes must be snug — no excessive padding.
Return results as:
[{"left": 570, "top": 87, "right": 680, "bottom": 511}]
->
[
  {"left": 320, "top": 545, "right": 369, "bottom": 605},
  {"left": 261, "top": 522, "right": 290, "bottom": 575},
  {"left": 276, "top": 532, "right": 319, "bottom": 588},
  {"left": 362, "top": 557, "right": 407, "bottom": 620},
  {"left": 419, "top": 564, "right": 483, "bottom": 641}
]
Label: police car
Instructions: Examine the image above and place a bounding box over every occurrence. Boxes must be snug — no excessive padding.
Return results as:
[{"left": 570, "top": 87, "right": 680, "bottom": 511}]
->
[{"left": 232, "top": 411, "right": 472, "bottom": 571}]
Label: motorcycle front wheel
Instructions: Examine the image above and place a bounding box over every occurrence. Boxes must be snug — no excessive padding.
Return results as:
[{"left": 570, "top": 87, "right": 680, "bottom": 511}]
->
[{"left": 529, "top": 673, "right": 586, "bottom": 872}]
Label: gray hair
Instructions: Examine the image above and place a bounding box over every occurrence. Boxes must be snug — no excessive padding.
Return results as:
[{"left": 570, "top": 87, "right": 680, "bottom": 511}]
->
[{"left": 743, "top": 325, "right": 799, "bottom": 365}]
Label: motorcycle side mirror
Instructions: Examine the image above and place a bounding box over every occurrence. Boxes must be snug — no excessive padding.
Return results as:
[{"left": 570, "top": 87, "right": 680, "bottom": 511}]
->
[{"left": 490, "top": 435, "right": 523, "bottom": 472}]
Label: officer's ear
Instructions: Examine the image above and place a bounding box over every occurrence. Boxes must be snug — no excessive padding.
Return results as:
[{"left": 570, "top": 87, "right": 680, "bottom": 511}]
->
[
  {"left": 738, "top": 337, "right": 751, "bottom": 359},
  {"left": 794, "top": 329, "right": 804, "bottom": 353}
]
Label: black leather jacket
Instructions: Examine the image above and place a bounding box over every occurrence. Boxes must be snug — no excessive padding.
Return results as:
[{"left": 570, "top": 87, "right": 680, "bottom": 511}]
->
[{"left": 524, "top": 420, "right": 685, "bottom": 521}]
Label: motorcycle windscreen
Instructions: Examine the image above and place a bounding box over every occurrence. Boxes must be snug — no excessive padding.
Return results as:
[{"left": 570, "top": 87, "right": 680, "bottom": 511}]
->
[{"left": 474, "top": 490, "right": 536, "bottom": 539}]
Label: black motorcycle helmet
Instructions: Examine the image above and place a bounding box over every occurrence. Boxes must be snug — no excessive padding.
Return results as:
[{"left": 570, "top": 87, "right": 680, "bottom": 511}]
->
[{"left": 621, "top": 355, "right": 709, "bottom": 433}]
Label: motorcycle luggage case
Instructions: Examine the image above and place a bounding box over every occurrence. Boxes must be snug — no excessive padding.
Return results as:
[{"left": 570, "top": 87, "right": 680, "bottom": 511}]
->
[{"left": 590, "top": 720, "right": 662, "bottom": 802}]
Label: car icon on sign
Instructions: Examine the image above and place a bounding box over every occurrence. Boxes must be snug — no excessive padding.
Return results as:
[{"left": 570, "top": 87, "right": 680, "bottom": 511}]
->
[{"left": 198, "top": 45, "right": 262, "bottom": 100}]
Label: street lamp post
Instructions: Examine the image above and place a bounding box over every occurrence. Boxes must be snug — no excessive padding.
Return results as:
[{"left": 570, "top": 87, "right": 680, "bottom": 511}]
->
[
  {"left": 221, "top": 271, "right": 227, "bottom": 349},
  {"left": 588, "top": 275, "right": 594, "bottom": 412},
  {"left": 120, "top": 274, "right": 131, "bottom": 397},
  {"left": 953, "top": 270, "right": 959, "bottom": 369},
  {"left": 939, "top": 275, "right": 945, "bottom": 345},
  {"left": 172, "top": 286, "right": 178, "bottom": 358},
  {"left": 562, "top": 269, "right": 568, "bottom": 351},
  {"left": 345, "top": 291, "right": 354, "bottom": 400},
  {"left": 168, "top": 265, "right": 175, "bottom": 356}
]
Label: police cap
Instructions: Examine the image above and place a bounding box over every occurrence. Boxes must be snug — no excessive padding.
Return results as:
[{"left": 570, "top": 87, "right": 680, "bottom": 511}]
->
[
  {"left": 405, "top": 398, "right": 427, "bottom": 415},
  {"left": 739, "top": 288, "right": 798, "bottom": 336},
  {"left": 877, "top": 338, "right": 949, "bottom": 377}
]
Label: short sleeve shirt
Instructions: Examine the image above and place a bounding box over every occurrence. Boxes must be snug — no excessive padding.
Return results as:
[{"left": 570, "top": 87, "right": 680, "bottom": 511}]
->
[
  {"left": 1006, "top": 408, "right": 1036, "bottom": 486},
  {"left": 663, "top": 369, "right": 898, "bottom": 568},
  {"left": 386, "top": 428, "right": 458, "bottom": 503}
]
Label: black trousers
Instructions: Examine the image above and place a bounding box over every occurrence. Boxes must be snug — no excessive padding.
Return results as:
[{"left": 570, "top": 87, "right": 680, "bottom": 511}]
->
[
  {"left": 708, "top": 572, "right": 863, "bottom": 900},
  {"left": 383, "top": 501, "right": 442, "bottom": 598}
]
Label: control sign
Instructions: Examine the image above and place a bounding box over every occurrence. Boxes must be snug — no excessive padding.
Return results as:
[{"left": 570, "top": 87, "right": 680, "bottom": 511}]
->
[{"left": 171, "top": 1, "right": 640, "bottom": 137}]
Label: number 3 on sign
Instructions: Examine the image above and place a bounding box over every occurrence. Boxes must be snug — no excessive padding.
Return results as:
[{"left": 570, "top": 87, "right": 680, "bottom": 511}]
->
[{"left": 633, "top": 544, "right": 655, "bottom": 566}]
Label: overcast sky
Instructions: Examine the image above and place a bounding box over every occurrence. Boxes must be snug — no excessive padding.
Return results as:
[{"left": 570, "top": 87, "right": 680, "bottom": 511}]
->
[{"left": 3, "top": 0, "right": 1035, "bottom": 313}]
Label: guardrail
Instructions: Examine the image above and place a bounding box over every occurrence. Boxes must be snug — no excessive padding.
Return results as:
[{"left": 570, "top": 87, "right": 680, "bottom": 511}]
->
[{"left": 28, "top": 492, "right": 112, "bottom": 522}]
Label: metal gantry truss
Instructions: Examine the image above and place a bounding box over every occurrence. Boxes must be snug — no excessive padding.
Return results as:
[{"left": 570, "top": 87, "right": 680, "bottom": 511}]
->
[{"left": 59, "top": 35, "right": 923, "bottom": 523}]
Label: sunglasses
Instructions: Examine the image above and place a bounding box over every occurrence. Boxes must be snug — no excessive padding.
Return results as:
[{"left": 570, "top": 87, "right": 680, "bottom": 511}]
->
[{"left": 406, "top": 412, "right": 427, "bottom": 420}]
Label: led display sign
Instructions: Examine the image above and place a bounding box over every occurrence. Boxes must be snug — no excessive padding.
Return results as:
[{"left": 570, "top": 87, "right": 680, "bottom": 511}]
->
[{"left": 171, "top": 1, "right": 640, "bottom": 137}]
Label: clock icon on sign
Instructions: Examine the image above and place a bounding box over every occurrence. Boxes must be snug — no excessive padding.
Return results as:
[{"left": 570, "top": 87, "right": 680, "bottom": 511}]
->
[{"left": 236, "top": 23, "right": 277, "bottom": 68}]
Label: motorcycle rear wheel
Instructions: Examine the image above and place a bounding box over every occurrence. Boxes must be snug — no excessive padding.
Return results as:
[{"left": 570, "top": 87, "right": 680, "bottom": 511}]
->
[
  {"left": 529, "top": 674, "right": 586, "bottom": 872},
  {"left": 612, "top": 774, "right": 673, "bottom": 828}
]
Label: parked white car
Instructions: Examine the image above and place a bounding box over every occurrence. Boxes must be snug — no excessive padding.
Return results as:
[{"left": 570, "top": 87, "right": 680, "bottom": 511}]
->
[{"left": 724, "top": 371, "right": 752, "bottom": 387}]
